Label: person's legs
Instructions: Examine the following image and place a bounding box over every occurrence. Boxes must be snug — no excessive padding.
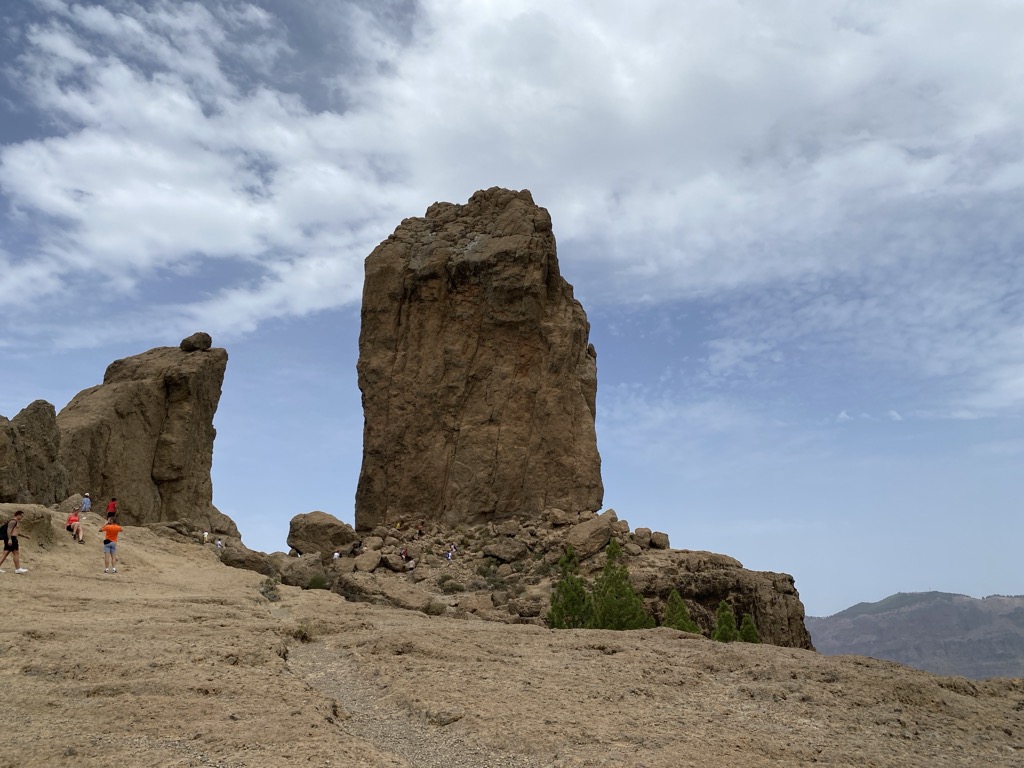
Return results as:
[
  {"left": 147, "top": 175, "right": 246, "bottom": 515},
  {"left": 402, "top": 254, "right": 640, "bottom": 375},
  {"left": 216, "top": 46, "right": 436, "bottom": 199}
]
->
[{"left": 110, "top": 544, "right": 117, "bottom": 572}]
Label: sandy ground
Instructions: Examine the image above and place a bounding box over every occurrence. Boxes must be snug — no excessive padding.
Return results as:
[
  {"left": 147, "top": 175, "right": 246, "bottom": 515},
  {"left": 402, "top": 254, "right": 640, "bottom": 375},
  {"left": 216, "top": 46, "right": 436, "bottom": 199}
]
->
[{"left": 2, "top": 510, "right": 1022, "bottom": 768}]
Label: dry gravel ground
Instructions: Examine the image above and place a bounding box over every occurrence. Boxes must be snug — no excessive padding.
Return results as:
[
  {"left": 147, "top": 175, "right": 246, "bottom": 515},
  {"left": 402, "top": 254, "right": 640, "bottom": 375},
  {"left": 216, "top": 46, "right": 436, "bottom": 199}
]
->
[{"left": 2, "top": 512, "right": 1023, "bottom": 768}]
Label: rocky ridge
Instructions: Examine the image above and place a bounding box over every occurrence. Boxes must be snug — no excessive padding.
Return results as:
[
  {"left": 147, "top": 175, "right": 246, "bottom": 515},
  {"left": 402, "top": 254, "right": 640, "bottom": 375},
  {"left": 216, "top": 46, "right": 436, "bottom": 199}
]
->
[
  {"left": 218, "top": 507, "right": 812, "bottom": 649},
  {"left": 808, "top": 591, "right": 1024, "bottom": 679}
]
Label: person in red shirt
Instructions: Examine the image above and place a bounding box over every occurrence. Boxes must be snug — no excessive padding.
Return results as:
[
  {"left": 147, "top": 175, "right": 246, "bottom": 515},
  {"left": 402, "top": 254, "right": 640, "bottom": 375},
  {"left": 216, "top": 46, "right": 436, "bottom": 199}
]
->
[
  {"left": 99, "top": 517, "right": 123, "bottom": 574},
  {"left": 105, "top": 498, "right": 118, "bottom": 519}
]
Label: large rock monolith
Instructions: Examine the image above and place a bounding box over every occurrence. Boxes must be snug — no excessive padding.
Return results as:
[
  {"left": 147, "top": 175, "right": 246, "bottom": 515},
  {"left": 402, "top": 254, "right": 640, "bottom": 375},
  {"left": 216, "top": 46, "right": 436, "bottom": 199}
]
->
[
  {"left": 356, "top": 188, "right": 602, "bottom": 530},
  {"left": 56, "top": 334, "right": 237, "bottom": 535}
]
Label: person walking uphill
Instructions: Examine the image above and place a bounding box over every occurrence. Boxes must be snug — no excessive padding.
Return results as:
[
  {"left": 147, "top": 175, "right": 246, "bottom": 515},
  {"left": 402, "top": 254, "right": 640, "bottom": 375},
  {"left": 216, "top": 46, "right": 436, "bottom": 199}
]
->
[
  {"left": 0, "top": 510, "right": 31, "bottom": 574},
  {"left": 105, "top": 498, "right": 117, "bottom": 519},
  {"left": 99, "top": 517, "right": 123, "bottom": 574}
]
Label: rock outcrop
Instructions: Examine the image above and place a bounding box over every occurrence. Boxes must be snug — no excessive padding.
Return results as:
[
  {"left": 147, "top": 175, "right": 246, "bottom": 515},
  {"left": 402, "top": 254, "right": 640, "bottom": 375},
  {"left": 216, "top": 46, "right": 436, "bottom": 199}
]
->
[
  {"left": 287, "top": 511, "right": 359, "bottom": 561},
  {"left": 56, "top": 334, "right": 237, "bottom": 535},
  {"left": 0, "top": 401, "right": 68, "bottom": 504},
  {"left": 355, "top": 188, "right": 602, "bottom": 531},
  {"left": 230, "top": 508, "right": 813, "bottom": 649}
]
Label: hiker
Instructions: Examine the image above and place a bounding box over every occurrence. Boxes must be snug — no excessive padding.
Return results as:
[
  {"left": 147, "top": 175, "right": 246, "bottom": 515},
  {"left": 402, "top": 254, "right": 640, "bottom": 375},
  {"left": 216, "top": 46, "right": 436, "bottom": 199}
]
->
[
  {"left": 67, "top": 509, "right": 85, "bottom": 543},
  {"left": 99, "top": 516, "right": 123, "bottom": 574},
  {"left": 0, "top": 510, "right": 31, "bottom": 573},
  {"left": 81, "top": 493, "right": 92, "bottom": 514},
  {"left": 202, "top": 531, "right": 209, "bottom": 545},
  {"left": 105, "top": 498, "right": 118, "bottom": 519}
]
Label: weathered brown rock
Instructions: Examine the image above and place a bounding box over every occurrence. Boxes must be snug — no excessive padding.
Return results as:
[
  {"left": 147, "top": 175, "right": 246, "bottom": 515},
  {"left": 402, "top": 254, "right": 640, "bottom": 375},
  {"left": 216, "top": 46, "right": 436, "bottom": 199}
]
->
[
  {"left": 627, "top": 549, "right": 813, "bottom": 648},
  {"left": 333, "top": 571, "right": 435, "bottom": 611},
  {"left": 56, "top": 335, "right": 236, "bottom": 535},
  {"left": 287, "top": 511, "right": 359, "bottom": 559},
  {"left": 483, "top": 537, "right": 529, "bottom": 563},
  {"left": 355, "top": 188, "right": 602, "bottom": 531},
  {"left": 0, "top": 401, "right": 68, "bottom": 504},
  {"left": 353, "top": 550, "right": 382, "bottom": 572},
  {"left": 280, "top": 555, "right": 328, "bottom": 588},
  {"left": 565, "top": 509, "right": 616, "bottom": 560},
  {"left": 0, "top": 503, "right": 56, "bottom": 548},
  {"left": 219, "top": 542, "right": 278, "bottom": 577}
]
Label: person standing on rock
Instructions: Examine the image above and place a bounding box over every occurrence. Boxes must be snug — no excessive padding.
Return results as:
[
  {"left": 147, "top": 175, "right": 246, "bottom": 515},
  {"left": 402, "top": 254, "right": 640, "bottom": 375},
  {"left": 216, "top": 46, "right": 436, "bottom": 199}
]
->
[
  {"left": 81, "top": 493, "right": 92, "bottom": 515},
  {"left": 0, "top": 510, "right": 31, "bottom": 574},
  {"left": 99, "top": 516, "right": 123, "bottom": 574},
  {"left": 105, "top": 498, "right": 118, "bottom": 520}
]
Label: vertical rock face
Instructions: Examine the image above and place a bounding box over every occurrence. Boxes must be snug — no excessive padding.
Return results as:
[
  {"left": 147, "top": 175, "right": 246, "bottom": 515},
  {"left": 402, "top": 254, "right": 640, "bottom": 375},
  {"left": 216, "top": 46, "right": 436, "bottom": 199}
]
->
[
  {"left": 356, "top": 188, "right": 603, "bottom": 531},
  {"left": 0, "top": 400, "right": 68, "bottom": 504},
  {"left": 57, "top": 335, "right": 237, "bottom": 534}
]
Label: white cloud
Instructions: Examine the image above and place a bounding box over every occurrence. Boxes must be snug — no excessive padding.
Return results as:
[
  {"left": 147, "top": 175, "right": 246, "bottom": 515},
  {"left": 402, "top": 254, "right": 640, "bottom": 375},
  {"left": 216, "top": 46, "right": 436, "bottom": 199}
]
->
[{"left": 0, "top": 0, "right": 1022, "bottom": 416}]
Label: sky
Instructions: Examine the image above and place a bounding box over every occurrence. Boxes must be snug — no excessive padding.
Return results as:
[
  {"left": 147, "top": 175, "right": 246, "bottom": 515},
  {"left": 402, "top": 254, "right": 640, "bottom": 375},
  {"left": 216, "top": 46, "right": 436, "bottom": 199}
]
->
[{"left": 1, "top": 0, "right": 1022, "bottom": 617}]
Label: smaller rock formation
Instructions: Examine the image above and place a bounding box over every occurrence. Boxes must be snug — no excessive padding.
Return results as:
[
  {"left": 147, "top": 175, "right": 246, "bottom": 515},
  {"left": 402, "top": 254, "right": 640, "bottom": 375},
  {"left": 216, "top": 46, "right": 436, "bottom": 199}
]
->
[
  {"left": 0, "top": 401, "right": 68, "bottom": 505},
  {"left": 56, "top": 334, "right": 236, "bottom": 535},
  {"left": 287, "top": 511, "right": 359, "bottom": 561}
]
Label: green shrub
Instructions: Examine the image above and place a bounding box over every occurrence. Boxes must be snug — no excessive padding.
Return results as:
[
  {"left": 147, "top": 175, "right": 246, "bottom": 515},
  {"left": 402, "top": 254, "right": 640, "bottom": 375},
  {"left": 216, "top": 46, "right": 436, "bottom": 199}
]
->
[
  {"left": 588, "top": 539, "right": 654, "bottom": 631},
  {"left": 441, "top": 580, "right": 465, "bottom": 594},
  {"left": 712, "top": 600, "right": 738, "bottom": 642},
  {"left": 423, "top": 601, "right": 446, "bottom": 616},
  {"left": 739, "top": 613, "right": 761, "bottom": 643},
  {"left": 662, "top": 589, "right": 700, "bottom": 633},
  {"left": 307, "top": 574, "right": 329, "bottom": 590},
  {"left": 547, "top": 546, "right": 593, "bottom": 629}
]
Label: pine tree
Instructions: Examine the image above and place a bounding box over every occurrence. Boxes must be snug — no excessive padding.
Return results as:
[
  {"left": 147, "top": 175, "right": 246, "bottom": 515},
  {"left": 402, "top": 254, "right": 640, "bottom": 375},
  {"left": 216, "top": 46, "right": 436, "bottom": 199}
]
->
[
  {"left": 712, "top": 600, "right": 738, "bottom": 642},
  {"left": 547, "top": 546, "right": 593, "bottom": 629},
  {"left": 662, "top": 589, "right": 700, "bottom": 633},
  {"left": 739, "top": 613, "right": 761, "bottom": 643},
  {"left": 588, "top": 538, "right": 654, "bottom": 630}
]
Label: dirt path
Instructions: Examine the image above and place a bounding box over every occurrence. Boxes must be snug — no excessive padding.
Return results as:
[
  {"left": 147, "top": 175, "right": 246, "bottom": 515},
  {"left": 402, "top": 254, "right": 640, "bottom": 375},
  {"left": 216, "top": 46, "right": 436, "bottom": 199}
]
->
[{"left": 289, "top": 643, "right": 543, "bottom": 768}]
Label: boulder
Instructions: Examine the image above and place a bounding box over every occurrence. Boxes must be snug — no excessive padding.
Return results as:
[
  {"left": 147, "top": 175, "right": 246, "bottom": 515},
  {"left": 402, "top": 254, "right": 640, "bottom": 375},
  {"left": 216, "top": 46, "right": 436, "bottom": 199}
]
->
[
  {"left": 632, "top": 528, "right": 652, "bottom": 548},
  {"left": 650, "top": 531, "right": 670, "bottom": 549},
  {"left": 0, "top": 503, "right": 56, "bottom": 548},
  {"left": 565, "top": 509, "right": 616, "bottom": 560},
  {"left": 355, "top": 188, "right": 603, "bottom": 531},
  {"left": 287, "top": 511, "right": 359, "bottom": 559},
  {"left": 219, "top": 542, "right": 278, "bottom": 577},
  {"left": 56, "top": 334, "right": 236, "bottom": 535},
  {"left": 353, "top": 550, "right": 382, "bottom": 572},
  {"left": 0, "top": 401, "right": 68, "bottom": 505},
  {"left": 545, "top": 508, "right": 575, "bottom": 527},
  {"left": 483, "top": 537, "right": 529, "bottom": 563},
  {"left": 333, "top": 571, "right": 435, "bottom": 611},
  {"left": 280, "top": 555, "right": 329, "bottom": 588}
]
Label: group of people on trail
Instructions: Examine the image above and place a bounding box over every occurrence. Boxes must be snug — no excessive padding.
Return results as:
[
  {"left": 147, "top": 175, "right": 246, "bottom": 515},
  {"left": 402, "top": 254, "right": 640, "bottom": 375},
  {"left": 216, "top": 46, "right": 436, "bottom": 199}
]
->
[{"left": 2, "top": 493, "right": 124, "bottom": 575}]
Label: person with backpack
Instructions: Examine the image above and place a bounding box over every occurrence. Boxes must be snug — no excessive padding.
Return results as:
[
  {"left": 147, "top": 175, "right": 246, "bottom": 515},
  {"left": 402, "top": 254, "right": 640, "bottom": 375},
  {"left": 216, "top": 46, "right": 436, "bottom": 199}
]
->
[{"left": 0, "top": 510, "right": 31, "bottom": 573}]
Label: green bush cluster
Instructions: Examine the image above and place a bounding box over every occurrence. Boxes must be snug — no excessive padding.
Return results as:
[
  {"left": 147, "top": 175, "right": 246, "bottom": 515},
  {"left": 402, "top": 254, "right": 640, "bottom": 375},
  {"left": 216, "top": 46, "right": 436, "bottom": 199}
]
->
[
  {"left": 712, "top": 600, "right": 761, "bottom": 643},
  {"left": 547, "top": 540, "right": 653, "bottom": 630},
  {"left": 548, "top": 547, "right": 764, "bottom": 643}
]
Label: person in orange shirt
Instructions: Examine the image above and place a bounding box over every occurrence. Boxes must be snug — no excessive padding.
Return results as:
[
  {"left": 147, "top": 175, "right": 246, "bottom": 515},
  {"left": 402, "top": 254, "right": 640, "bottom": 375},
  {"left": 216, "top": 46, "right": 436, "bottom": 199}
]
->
[{"left": 99, "top": 516, "right": 123, "bottom": 574}]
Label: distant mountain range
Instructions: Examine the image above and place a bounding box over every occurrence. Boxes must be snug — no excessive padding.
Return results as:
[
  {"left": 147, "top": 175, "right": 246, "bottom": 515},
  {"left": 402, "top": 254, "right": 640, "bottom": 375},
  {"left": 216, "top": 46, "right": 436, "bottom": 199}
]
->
[{"left": 807, "top": 592, "right": 1024, "bottom": 679}]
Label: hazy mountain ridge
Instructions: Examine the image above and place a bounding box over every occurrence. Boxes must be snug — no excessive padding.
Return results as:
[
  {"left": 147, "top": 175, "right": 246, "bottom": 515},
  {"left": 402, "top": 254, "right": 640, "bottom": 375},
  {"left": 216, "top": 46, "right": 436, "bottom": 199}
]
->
[{"left": 808, "top": 591, "right": 1024, "bottom": 679}]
